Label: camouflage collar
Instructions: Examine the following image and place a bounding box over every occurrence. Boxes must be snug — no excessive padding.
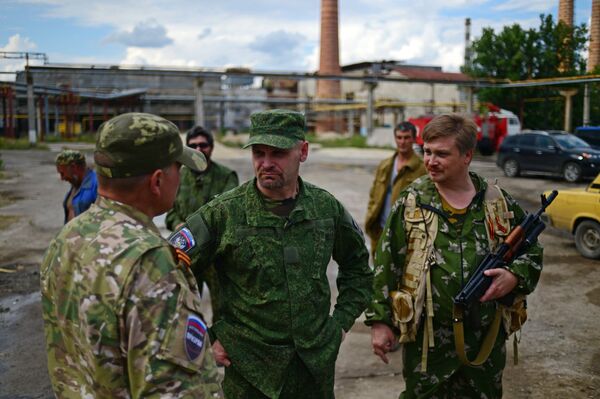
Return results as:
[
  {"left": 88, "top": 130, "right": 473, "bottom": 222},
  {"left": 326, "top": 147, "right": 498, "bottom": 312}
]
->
[
  {"left": 96, "top": 196, "right": 161, "bottom": 234},
  {"left": 413, "top": 172, "right": 488, "bottom": 213},
  {"left": 244, "top": 177, "right": 317, "bottom": 227}
]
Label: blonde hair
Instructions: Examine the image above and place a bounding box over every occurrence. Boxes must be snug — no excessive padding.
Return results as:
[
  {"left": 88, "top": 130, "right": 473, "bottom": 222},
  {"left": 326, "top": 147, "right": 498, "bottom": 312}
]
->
[{"left": 422, "top": 114, "right": 477, "bottom": 154}]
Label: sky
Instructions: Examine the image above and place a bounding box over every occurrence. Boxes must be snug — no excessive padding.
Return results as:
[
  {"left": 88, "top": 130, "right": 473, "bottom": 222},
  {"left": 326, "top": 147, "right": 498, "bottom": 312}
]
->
[{"left": 0, "top": 0, "right": 595, "bottom": 79}]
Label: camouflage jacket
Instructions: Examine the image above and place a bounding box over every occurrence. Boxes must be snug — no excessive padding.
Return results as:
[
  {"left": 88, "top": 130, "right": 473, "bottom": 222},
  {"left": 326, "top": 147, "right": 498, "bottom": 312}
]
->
[
  {"left": 40, "top": 196, "right": 222, "bottom": 399},
  {"left": 172, "top": 178, "right": 372, "bottom": 398},
  {"left": 165, "top": 162, "right": 238, "bottom": 231},
  {"left": 365, "top": 172, "right": 543, "bottom": 330}
]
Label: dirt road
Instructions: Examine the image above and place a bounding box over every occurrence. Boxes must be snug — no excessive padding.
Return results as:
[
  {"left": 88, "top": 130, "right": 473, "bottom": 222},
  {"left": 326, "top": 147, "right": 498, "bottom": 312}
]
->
[{"left": 0, "top": 144, "right": 598, "bottom": 399}]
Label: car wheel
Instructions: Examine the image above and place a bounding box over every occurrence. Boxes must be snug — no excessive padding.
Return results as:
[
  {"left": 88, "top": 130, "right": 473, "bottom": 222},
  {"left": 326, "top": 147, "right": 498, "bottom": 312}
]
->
[
  {"left": 575, "top": 220, "right": 600, "bottom": 259},
  {"left": 562, "top": 162, "right": 582, "bottom": 183},
  {"left": 503, "top": 159, "right": 520, "bottom": 177}
]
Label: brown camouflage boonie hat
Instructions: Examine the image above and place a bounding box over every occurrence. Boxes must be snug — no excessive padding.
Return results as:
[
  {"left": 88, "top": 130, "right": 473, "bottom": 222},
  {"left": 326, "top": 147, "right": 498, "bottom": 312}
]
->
[
  {"left": 55, "top": 149, "right": 86, "bottom": 166},
  {"left": 243, "top": 109, "right": 306, "bottom": 149},
  {"left": 94, "top": 112, "right": 206, "bottom": 178}
]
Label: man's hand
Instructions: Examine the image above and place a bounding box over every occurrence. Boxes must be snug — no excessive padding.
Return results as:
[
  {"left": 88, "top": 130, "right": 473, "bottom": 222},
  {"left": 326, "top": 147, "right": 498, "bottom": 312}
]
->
[
  {"left": 212, "top": 339, "right": 231, "bottom": 367},
  {"left": 371, "top": 322, "right": 396, "bottom": 364},
  {"left": 480, "top": 268, "right": 518, "bottom": 302}
]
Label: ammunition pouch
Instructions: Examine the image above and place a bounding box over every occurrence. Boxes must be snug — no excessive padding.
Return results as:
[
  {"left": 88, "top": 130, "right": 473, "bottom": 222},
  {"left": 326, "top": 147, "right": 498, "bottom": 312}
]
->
[
  {"left": 501, "top": 294, "right": 527, "bottom": 335},
  {"left": 390, "top": 289, "right": 417, "bottom": 343}
]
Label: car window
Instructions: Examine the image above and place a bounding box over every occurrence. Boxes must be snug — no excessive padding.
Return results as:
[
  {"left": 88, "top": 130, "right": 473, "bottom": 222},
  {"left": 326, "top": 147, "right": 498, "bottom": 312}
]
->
[
  {"left": 519, "top": 134, "right": 536, "bottom": 147},
  {"left": 554, "top": 134, "right": 591, "bottom": 149},
  {"left": 536, "top": 136, "right": 554, "bottom": 148},
  {"left": 502, "top": 135, "right": 519, "bottom": 146}
]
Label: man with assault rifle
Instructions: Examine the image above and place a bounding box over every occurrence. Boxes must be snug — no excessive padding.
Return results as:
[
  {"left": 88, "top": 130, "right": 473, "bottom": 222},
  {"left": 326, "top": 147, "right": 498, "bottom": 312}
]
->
[{"left": 365, "top": 113, "right": 545, "bottom": 399}]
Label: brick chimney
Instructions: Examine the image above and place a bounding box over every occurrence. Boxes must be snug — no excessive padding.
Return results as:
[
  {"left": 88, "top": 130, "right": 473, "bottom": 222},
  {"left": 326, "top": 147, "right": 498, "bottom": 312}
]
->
[
  {"left": 589, "top": 0, "right": 600, "bottom": 72},
  {"left": 559, "top": 0, "right": 574, "bottom": 26},
  {"left": 558, "top": 0, "right": 575, "bottom": 72},
  {"left": 316, "top": 0, "right": 341, "bottom": 133}
]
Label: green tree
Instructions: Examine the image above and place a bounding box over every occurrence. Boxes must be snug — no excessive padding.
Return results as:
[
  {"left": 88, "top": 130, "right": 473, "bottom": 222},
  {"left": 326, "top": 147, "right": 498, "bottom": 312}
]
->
[{"left": 465, "top": 15, "right": 589, "bottom": 130}]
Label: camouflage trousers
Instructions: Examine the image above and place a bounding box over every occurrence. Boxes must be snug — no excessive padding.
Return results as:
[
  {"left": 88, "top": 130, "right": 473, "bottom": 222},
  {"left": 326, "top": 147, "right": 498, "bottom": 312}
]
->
[
  {"left": 223, "top": 354, "right": 334, "bottom": 399},
  {"left": 400, "top": 323, "right": 506, "bottom": 399}
]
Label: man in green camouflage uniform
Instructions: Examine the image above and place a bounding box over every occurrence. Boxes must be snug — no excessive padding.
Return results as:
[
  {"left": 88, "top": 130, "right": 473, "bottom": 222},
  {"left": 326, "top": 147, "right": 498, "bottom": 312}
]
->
[
  {"left": 40, "top": 112, "right": 223, "bottom": 398},
  {"left": 166, "top": 126, "right": 238, "bottom": 322},
  {"left": 365, "top": 114, "right": 543, "bottom": 398},
  {"left": 169, "top": 109, "right": 373, "bottom": 399}
]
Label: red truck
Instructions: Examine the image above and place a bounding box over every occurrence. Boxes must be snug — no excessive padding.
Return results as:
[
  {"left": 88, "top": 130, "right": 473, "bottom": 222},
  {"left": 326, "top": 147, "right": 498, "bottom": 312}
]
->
[{"left": 409, "top": 104, "right": 521, "bottom": 155}]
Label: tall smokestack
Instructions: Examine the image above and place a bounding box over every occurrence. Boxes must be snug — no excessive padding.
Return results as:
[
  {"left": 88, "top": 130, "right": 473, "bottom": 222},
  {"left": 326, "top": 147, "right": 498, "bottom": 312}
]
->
[
  {"left": 464, "top": 18, "right": 472, "bottom": 70},
  {"left": 559, "top": 0, "right": 574, "bottom": 26},
  {"left": 589, "top": 0, "right": 600, "bottom": 72},
  {"left": 558, "top": 0, "right": 575, "bottom": 72},
  {"left": 316, "top": 0, "right": 341, "bottom": 133}
]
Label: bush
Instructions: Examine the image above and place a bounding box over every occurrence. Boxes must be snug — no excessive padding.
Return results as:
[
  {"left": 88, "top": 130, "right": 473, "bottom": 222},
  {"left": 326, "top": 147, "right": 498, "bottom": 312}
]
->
[
  {"left": 44, "top": 132, "right": 97, "bottom": 143},
  {"left": 305, "top": 133, "right": 368, "bottom": 148},
  {"left": 0, "top": 137, "right": 48, "bottom": 150}
]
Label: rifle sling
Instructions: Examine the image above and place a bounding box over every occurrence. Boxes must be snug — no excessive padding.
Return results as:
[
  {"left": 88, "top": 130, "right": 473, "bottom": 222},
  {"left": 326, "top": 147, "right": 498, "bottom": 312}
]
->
[{"left": 452, "top": 304, "right": 502, "bottom": 367}]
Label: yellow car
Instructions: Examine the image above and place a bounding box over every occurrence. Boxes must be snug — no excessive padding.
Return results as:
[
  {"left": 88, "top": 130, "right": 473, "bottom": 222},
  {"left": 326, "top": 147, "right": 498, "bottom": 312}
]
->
[{"left": 544, "top": 173, "right": 600, "bottom": 259}]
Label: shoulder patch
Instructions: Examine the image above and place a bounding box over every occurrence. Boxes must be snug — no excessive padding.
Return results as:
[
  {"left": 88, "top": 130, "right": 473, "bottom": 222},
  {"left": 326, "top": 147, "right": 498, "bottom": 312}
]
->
[
  {"left": 184, "top": 315, "right": 207, "bottom": 361},
  {"left": 168, "top": 227, "right": 196, "bottom": 253}
]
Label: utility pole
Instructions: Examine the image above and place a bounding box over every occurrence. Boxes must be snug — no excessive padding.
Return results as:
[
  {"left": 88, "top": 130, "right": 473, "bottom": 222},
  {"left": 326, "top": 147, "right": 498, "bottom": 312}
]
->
[{"left": 0, "top": 51, "right": 48, "bottom": 144}]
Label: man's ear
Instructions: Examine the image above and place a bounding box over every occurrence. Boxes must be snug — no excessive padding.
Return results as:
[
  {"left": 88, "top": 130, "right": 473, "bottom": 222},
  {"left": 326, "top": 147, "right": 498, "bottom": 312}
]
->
[
  {"left": 299, "top": 140, "right": 309, "bottom": 163},
  {"left": 148, "top": 169, "right": 164, "bottom": 196},
  {"left": 464, "top": 149, "right": 473, "bottom": 165}
]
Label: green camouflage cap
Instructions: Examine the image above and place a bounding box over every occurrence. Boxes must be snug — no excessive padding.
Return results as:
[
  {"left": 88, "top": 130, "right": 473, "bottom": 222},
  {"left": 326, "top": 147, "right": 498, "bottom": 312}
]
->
[
  {"left": 94, "top": 112, "right": 207, "bottom": 178},
  {"left": 55, "top": 150, "right": 86, "bottom": 166},
  {"left": 243, "top": 109, "right": 306, "bottom": 149}
]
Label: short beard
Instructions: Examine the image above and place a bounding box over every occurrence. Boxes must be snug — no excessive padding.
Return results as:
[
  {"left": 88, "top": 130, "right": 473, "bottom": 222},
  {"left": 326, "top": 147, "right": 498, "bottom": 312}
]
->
[{"left": 258, "top": 176, "right": 284, "bottom": 189}]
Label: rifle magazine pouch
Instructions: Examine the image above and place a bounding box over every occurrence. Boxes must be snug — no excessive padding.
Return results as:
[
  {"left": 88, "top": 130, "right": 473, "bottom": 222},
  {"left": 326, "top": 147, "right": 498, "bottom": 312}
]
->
[{"left": 501, "top": 295, "right": 528, "bottom": 335}]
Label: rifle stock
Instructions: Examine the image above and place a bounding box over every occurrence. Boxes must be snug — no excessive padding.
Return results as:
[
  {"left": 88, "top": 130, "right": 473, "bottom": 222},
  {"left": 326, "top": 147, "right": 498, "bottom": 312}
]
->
[{"left": 453, "top": 190, "right": 558, "bottom": 308}]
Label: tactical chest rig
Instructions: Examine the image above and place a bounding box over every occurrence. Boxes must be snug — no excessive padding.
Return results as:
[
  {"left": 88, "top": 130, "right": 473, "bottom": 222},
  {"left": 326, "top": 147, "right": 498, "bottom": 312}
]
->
[{"left": 390, "top": 184, "right": 525, "bottom": 372}]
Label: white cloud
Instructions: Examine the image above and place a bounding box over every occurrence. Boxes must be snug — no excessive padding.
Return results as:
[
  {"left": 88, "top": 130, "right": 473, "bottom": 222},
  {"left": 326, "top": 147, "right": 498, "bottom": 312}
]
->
[
  {"left": 0, "top": 34, "right": 42, "bottom": 81},
  {"left": 106, "top": 19, "right": 173, "bottom": 48},
  {"left": 9, "top": 0, "right": 572, "bottom": 73},
  {"left": 1, "top": 33, "right": 37, "bottom": 52},
  {"left": 493, "top": 0, "right": 554, "bottom": 13}
]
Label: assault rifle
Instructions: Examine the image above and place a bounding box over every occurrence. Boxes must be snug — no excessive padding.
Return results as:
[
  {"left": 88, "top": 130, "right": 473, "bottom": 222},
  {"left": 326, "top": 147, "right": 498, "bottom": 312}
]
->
[{"left": 453, "top": 190, "right": 558, "bottom": 308}]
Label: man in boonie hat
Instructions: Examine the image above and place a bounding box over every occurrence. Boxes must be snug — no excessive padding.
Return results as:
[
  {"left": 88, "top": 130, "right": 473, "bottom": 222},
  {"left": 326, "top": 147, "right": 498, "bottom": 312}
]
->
[
  {"left": 168, "top": 108, "right": 372, "bottom": 398},
  {"left": 41, "top": 112, "right": 223, "bottom": 398},
  {"left": 55, "top": 149, "right": 98, "bottom": 223}
]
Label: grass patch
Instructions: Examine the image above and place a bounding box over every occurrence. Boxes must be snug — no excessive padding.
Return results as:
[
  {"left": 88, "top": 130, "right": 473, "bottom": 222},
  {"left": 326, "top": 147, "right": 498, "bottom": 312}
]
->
[
  {"left": 0, "top": 137, "right": 48, "bottom": 150},
  {"left": 0, "top": 192, "right": 15, "bottom": 208},
  {"left": 0, "top": 215, "right": 20, "bottom": 230},
  {"left": 305, "top": 133, "right": 368, "bottom": 148},
  {"left": 43, "top": 132, "right": 97, "bottom": 143}
]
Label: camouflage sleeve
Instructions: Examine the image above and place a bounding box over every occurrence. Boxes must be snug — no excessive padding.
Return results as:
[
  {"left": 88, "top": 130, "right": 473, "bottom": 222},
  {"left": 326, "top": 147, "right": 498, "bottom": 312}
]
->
[
  {"left": 331, "top": 204, "right": 373, "bottom": 332},
  {"left": 223, "top": 170, "right": 239, "bottom": 192},
  {"left": 364, "top": 198, "right": 408, "bottom": 327},
  {"left": 502, "top": 190, "right": 544, "bottom": 294},
  {"left": 123, "top": 246, "right": 222, "bottom": 398}
]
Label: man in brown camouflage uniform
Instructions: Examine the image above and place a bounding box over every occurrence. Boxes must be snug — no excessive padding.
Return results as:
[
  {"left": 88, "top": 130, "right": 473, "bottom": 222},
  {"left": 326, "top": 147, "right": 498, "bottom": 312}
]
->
[{"left": 40, "top": 112, "right": 223, "bottom": 398}]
